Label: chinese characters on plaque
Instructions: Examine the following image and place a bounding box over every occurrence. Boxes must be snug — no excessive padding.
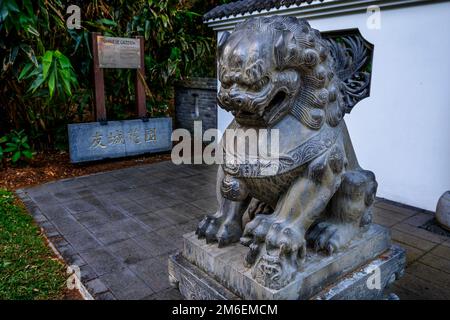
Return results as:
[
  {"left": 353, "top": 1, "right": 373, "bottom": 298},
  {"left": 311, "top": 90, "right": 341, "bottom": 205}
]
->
[
  {"left": 67, "top": 35, "right": 172, "bottom": 163},
  {"left": 90, "top": 128, "right": 157, "bottom": 150},
  {"left": 68, "top": 119, "right": 171, "bottom": 163}
]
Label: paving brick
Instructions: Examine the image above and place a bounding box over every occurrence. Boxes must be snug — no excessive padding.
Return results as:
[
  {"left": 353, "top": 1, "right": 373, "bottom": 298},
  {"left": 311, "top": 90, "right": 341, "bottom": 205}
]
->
[
  {"left": 394, "top": 272, "right": 450, "bottom": 300},
  {"left": 152, "top": 207, "right": 191, "bottom": 225},
  {"left": 39, "top": 205, "right": 72, "bottom": 221},
  {"left": 133, "top": 232, "right": 177, "bottom": 257},
  {"left": 88, "top": 218, "right": 149, "bottom": 245},
  {"left": 402, "top": 212, "right": 434, "bottom": 227},
  {"left": 442, "top": 240, "right": 450, "bottom": 248},
  {"left": 391, "top": 229, "right": 437, "bottom": 251},
  {"left": 134, "top": 212, "right": 172, "bottom": 231},
  {"left": 392, "top": 241, "right": 425, "bottom": 265},
  {"left": 78, "top": 173, "right": 118, "bottom": 186},
  {"left": 99, "top": 268, "right": 154, "bottom": 300},
  {"left": 85, "top": 278, "right": 109, "bottom": 296},
  {"left": 189, "top": 196, "right": 218, "bottom": 213},
  {"left": 80, "top": 248, "right": 124, "bottom": 276},
  {"left": 63, "top": 229, "right": 102, "bottom": 253},
  {"left": 33, "top": 212, "right": 48, "bottom": 224},
  {"left": 373, "top": 214, "right": 398, "bottom": 228},
  {"left": 52, "top": 187, "right": 91, "bottom": 202},
  {"left": 49, "top": 236, "right": 69, "bottom": 251},
  {"left": 39, "top": 221, "right": 59, "bottom": 237},
  {"left": 373, "top": 207, "right": 407, "bottom": 224},
  {"left": 74, "top": 210, "right": 113, "bottom": 228},
  {"left": 58, "top": 245, "right": 86, "bottom": 267},
  {"left": 155, "top": 226, "right": 184, "bottom": 249},
  {"left": 375, "top": 200, "right": 420, "bottom": 217},
  {"left": 63, "top": 199, "right": 97, "bottom": 214},
  {"left": 92, "top": 181, "right": 130, "bottom": 196},
  {"left": 106, "top": 238, "right": 153, "bottom": 265},
  {"left": 29, "top": 192, "right": 57, "bottom": 204},
  {"left": 407, "top": 262, "right": 450, "bottom": 289},
  {"left": 115, "top": 202, "right": 149, "bottom": 216},
  {"left": 79, "top": 264, "right": 98, "bottom": 282},
  {"left": 51, "top": 215, "right": 87, "bottom": 236},
  {"left": 95, "top": 291, "right": 116, "bottom": 300},
  {"left": 129, "top": 257, "right": 171, "bottom": 292},
  {"left": 394, "top": 222, "right": 448, "bottom": 244},
  {"left": 388, "top": 283, "right": 424, "bottom": 300},
  {"left": 419, "top": 253, "right": 450, "bottom": 274},
  {"left": 144, "top": 287, "right": 183, "bottom": 300}
]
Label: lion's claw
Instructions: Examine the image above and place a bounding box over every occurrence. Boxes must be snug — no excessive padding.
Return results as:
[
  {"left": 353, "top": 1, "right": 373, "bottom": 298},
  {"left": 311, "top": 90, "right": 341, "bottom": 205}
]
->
[
  {"left": 265, "top": 222, "right": 306, "bottom": 259},
  {"left": 197, "top": 212, "right": 242, "bottom": 246},
  {"left": 307, "top": 221, "right": 359, "bottom": 255}
]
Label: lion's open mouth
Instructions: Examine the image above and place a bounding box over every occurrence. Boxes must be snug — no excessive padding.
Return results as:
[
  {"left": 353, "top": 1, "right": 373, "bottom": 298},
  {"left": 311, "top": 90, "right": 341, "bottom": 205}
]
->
[
  {"left": 235, "top": 90, "right": 288, "bottom": 125},
  {"left": 267, "top": 91, "right": 287, "bottom": 114}
]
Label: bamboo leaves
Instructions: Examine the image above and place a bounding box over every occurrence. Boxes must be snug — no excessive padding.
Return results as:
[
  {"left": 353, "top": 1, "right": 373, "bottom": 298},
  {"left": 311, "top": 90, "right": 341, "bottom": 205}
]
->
[{"left": 19, "top": 50, "right": 78, "bottom": 98}]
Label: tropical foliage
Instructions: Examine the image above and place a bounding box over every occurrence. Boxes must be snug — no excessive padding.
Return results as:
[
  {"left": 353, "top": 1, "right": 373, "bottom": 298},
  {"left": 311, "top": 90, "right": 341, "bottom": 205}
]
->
[
  {"left": 0, "top": 0, "right": 226, "bottom": 150},
  {"left": 0, "top": 130, "right": 34, "bottom": 166}
]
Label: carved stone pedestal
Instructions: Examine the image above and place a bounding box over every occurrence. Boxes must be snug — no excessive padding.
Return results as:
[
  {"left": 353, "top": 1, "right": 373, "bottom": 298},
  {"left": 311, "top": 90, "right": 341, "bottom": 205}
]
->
[{"left": 168, "top": 225, "right": 406, "bottom": 300}]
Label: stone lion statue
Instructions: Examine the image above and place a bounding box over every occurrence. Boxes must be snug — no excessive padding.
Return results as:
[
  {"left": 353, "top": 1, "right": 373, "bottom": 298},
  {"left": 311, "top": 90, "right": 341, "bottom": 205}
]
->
[{"left": 196, "top": 16, "right": 377, "bottom": 290}]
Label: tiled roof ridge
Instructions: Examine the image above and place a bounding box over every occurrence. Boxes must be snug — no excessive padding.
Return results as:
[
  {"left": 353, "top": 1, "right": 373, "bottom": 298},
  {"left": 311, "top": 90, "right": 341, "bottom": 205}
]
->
[{"left": 204, "top": 0, "right": 325, "bottom": 21}]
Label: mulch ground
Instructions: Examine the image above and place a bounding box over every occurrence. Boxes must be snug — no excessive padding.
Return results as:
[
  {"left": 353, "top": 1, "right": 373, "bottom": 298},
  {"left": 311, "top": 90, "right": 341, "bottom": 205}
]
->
[{"left": 0, "top": 151, "right": 171, "bottom": 191}]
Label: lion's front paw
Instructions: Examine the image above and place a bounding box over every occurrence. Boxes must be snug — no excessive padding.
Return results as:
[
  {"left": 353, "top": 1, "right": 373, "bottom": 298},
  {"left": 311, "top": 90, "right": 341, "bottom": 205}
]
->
[
  {"left": 240, "top": 213, "right": 276, "bottom": 265},
  {"left": 241, "top": 213, "right": 275, "bottom": 244},
  {"left": 265, "top": 222, "right": 307, "bottom": 259},
  {"left": 196, "top": 214, "right": 242, "bottom": 246},
  {"left": 250, "top": 223, "right": 307, "bottom": 290},
  {"left": 306, "top": 221, "right": 360, "bottom": 254},
  {"left": 244, "top": 217, "right": 308, "bottom": 289},
  {"left": 196, "top": 215, "right": 223, "bottom": 243}
]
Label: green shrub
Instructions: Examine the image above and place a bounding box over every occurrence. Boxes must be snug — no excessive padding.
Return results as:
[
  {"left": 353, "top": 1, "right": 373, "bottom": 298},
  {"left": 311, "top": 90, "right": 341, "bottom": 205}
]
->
[{"left": 0, "top": 130, "right": 34, "bottom": 165}]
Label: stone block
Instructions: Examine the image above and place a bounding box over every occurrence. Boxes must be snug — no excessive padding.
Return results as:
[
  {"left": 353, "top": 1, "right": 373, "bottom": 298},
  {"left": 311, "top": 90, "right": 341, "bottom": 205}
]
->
[
  {"left": 68, "top": 118, "right": 172, "bottom": 163},
  {"left": 169, "top": 245, "right": 405, "bottom": 300},
  {"left": 169, "top": 224, "right": 402, "bottom": 300}
]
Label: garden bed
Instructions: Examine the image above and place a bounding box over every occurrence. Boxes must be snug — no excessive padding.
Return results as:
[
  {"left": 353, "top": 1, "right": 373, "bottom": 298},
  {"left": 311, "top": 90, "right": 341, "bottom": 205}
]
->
[{"left": 0, "top": 151, "right": 171, "bottom": 191}]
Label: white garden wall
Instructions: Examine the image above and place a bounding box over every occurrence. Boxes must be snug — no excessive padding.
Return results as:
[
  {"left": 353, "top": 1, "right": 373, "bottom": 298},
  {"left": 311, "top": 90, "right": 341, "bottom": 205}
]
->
[{"left": 211, "top": 1, "right": 450, "bottom": 211}]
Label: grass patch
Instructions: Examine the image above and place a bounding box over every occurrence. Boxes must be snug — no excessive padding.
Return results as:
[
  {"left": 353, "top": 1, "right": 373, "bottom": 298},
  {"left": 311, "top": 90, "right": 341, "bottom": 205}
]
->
[{"left": 0, "top": 189, "right": 66, "bottom": 299}]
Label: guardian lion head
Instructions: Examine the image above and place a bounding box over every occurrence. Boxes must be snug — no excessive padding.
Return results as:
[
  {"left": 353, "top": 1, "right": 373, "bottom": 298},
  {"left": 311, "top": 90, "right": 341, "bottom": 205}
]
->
[{"left": 217, "top": 16, "right": 345, "bottom": 129}]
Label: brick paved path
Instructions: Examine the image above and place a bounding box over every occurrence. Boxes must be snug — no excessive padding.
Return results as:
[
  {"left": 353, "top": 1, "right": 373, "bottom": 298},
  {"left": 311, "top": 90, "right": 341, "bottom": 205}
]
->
[{"left": 17, "top": 161, "right": 450, "bottom": 300}]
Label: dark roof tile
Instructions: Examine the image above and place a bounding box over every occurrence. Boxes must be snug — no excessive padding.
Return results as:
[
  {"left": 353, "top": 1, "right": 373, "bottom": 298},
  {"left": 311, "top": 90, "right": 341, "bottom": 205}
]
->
[{"left": 204, "top": 0, "right": 325, "bottom": 21}]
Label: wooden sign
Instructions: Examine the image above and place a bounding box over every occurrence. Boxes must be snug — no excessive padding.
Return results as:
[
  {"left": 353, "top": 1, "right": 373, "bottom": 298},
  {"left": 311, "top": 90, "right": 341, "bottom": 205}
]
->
[
  {"left": 67, "top": 34, "right": 172, "bottom": 163},
  {"left": 97, "top": 36, "right": 141, "bottom": 69},
  {"left": 91, "top": 33, "right": 146, "bottom": 121}
]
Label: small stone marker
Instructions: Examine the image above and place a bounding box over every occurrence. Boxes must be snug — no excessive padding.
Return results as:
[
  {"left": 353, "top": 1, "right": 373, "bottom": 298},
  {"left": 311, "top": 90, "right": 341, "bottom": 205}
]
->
[
  {"left": 436, "top": 191, "right": 450, "bottom": 231},
  {"left": 68, "top": 118, "right": 172, "bottom": 163}
]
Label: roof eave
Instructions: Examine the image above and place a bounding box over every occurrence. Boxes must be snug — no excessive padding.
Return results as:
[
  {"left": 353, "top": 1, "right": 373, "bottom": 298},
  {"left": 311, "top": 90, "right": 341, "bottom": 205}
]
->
[{"left": 203, "top": 0, "right": 440, "bottom": 31}]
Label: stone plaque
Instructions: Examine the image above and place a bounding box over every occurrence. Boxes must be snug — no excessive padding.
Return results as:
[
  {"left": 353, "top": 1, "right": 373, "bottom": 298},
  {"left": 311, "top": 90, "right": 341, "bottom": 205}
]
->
[
  {"left": 97, "top": 36, "right": 141, "bottom": 69},
  {"left": 68, "top": 118, "right": 172, "bottom": 163}
]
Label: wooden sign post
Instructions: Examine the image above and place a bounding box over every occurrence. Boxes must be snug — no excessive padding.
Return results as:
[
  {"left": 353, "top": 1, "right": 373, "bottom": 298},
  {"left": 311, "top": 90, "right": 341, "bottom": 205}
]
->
[
  {"left": 67, "top": 34, "right": 172, "bottom": 163},
  {"left": 91, "top": 33, "right": 147, "bottom": 122}
]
